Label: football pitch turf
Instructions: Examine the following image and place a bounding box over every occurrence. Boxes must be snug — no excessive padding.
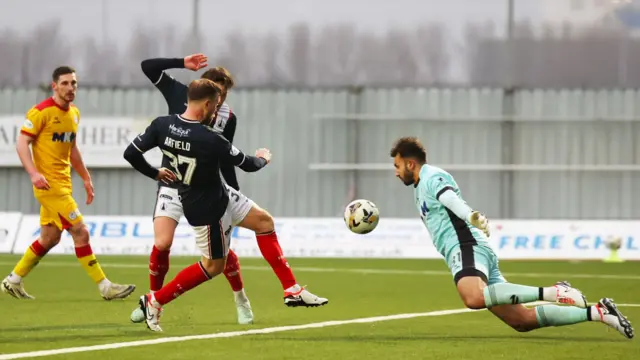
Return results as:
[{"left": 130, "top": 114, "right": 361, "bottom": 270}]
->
[{"left": 0, "top": 254, "right": 638, "bottom": 359}]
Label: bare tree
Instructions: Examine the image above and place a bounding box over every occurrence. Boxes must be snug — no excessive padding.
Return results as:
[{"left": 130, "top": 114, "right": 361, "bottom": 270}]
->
[
  {"left": 287, "top": 23, "right": 311, "bottom": 86},
  {"left": 464, "top": 21, "right": 499, "bottom": 86},
  {"left": 0, "top": 29, "right": 24, "bottom": 86},
  {"left": 412, "top": 24, "right": 450, "bottom": 84},
  {"left": 125, "top": 26, "right": 160, "bottom": 86},
  {"left": 261, "top": 31, "right": 288, "bottom": 86},
  {"left": 22, "top": 22, "right": 69, "bottom": 86},
  {"left": 312, "top": 24, "right": 362, "bottom": 86},
  {"left": 216, "top": 31, "right": 251, "bottom": 85}
]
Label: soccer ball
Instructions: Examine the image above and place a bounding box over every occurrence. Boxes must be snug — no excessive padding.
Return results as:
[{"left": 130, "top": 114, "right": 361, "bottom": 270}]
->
[{"left": 344, "top": 199, "right": 380, "bottom": 234}]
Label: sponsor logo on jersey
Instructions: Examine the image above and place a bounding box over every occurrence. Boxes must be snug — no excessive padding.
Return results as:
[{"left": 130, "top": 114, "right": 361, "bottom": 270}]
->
[
  {"left": 52, "top": 132, "right": 76, "bottom": 143},
  {"left": 169, "top": 124, "right": 191, "bottom": 137}
]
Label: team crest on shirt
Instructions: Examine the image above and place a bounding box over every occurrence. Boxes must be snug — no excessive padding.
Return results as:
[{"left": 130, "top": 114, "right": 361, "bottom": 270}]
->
[
  {"left": 23, "top": 119, "right": 34, "bottom": 129},
  {"left": 69, "top": 208, "right": 80, "bottom": 220}
]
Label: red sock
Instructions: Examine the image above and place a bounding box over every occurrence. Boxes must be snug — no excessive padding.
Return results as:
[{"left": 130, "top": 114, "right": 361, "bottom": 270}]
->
[
  {"left": 30, "top": 239, "right": 49, "bottom": 256},
  {"left": 256, "top": 231, "right": 297, "bottom": 290},
  {"left": 149, "top": 246, "right": 170, "bottom": 292},
  {"left": 223, "top": 249, "right": 244, "bottom": 292},
  {"left": 154, "top": 262, "right": 211, "bottom": 305}
]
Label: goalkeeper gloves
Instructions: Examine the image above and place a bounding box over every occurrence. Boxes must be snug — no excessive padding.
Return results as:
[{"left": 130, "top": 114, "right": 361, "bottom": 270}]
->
[{"left": 467, "top": 211, "right": 490, "bottom": 237}]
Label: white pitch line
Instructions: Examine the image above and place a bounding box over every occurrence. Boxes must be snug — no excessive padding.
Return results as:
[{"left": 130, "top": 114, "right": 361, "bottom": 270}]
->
[
  {"left": 0, "top": 261, "right": 639, "bottom": 280},
  {"left": 0, "top": 301, "right": 638, "bottom": 360},
  {"left": 0, "top": 303, "right": 514, "bottom": 360}
]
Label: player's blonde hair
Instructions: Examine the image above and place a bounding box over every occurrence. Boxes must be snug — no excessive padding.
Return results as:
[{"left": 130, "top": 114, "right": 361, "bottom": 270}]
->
[{"left": 187, "top": 79, "right": 222, "bottom": 102}]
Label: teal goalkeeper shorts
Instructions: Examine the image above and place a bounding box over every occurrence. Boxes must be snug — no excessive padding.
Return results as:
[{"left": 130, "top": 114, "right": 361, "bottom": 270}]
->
[{"left": 445, "top": 244, "right": 507, "bottom": 285}]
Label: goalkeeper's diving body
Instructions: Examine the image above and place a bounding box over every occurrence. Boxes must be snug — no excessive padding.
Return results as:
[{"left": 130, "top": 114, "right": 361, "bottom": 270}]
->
[{"left": 389, "top": 136, "right": 634, "bottom": 339}]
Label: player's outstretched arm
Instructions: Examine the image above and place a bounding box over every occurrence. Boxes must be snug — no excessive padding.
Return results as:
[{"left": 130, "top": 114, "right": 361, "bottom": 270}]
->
[
  {"left": 438, "top": 190, "right": 490, "bottom": 237},
  {"left": 141, "top": 58, "right": 184, "bottom": 84},
  {"left": 141, "top": 54, "right": 208, "bottom": 84},
  {"left": 212, "top": 134, "right": 270, "bottom": 173}
]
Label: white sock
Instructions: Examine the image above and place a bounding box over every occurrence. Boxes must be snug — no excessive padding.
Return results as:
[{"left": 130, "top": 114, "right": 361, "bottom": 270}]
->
[
  {"left": 234, "top": 289, "right": 249, "bottom": 303},
  {"left": 590, "top": 306, "right": 603, "bottom": 322},
  {"left": 8, "top": 272, "right": 22, "bottom": 284},
  {"left": 150, "top": 293, "right": 162, "bottom": 308},
  {"left": 285, "top": 284, "right": 302, "bottom": 293},
  {"left": 98, "top": 278, "right": 112, "bottom": 289},
  {"left": 542, "top": 286, "right": 558, "bottom": 302}
]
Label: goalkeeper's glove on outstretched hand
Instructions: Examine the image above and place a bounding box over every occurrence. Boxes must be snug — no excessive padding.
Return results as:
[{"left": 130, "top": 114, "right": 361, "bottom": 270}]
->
[{"left": 467, "top": 211, "right": 490, "bottom": 237}]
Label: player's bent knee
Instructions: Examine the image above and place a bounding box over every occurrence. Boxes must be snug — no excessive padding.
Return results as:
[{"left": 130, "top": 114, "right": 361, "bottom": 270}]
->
[
  {"left": 200, "top": 257, "right": 226, "bottom": 278},
  {"left": 40, "top": 225, "right": 62, "bottom": 249},
  {"left": 460, "top": 295, "right": 486, "bottom": 310},
  {"left": 253, "top": 207, "right": 274, "bottom": 234},
  {"left": 240, "top": 206, "right": 275, "bottom": 234},
  {"left": 154, "top": 234, "right": 174, "bottom": 251},
  {"left": 153, "top": 217, "right": 178, "bottom": 250},
  {"left": 456, "top": 276, "right": 488, "bottom": 310},
  {"left": 68, "top": 223, "right": 90, "bottom": 246}
]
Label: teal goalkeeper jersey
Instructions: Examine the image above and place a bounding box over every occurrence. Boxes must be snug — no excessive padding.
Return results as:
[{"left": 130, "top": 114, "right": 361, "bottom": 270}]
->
[{"left": 413, "top": 164, "right": 489, "bottom": 258}]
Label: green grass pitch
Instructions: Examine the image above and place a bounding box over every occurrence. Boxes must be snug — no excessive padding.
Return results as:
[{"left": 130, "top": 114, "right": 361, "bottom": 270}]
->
[{"left": 0, "top": 255, "right": 638, "bottom": 359}]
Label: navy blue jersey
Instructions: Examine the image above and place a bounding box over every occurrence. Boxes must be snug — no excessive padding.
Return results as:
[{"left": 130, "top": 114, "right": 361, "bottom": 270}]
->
[
  {"left": 140, "top": 58, "right": 240, "bottom": 190},
  {"left": 128, "top": 114, "right": 266, "bottom": 226}
]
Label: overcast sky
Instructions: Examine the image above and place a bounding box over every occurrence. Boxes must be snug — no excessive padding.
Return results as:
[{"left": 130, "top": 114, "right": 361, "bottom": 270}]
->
[{"left": 0, "top": 0, "right": 546, "bottom": 45}]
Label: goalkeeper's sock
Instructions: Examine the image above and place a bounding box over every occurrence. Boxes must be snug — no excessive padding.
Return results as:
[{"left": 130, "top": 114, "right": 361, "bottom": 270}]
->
[
  {"left": 9, "top": 239, "right": 49, "bottom": 283},
  {"left": 535, "top": 305, "right": 590, "bottom": 327},
  {"left": 75, "top": 245, "right": 107, "bottom": 284},
  {"left": 483, "top": 283, "right": 541, "bottom": 307},
  {"left": 256, "top": 231, "right": 297, "bottom": 290}
]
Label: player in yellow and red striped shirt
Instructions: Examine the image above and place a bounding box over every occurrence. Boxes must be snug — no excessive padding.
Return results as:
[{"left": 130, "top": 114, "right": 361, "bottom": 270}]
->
[{"left": 1, "top": 66, "right": 136, "bottom": 300}]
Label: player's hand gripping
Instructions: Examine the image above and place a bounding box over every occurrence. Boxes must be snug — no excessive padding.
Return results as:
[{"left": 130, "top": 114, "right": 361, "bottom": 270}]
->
[
  {"left": 156, "top": 167, "right": 177, "bottom": 185},
  {"left": 30, "top": 172, "right": 50, "bottom": 190},
  {"left": 468, "top": 211, "right": 490, "bottom": 237},
  {"left": 83, "top": 179, "right": 95, "bottom": 205},
  {"left": 184, "top": 53, "right": 208, "bottom": 71},
  {"left": 255, "top": 148, "right": 272, "bottom": 164}
]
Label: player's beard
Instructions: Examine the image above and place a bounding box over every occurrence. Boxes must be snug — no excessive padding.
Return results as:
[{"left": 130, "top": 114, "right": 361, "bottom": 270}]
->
[
  {"left": 400, "top": 171, "right": 414, "bottom": 186},
  {"left": 203, "top": 110, "right": 216, "bottom": 126},
  {"left": 58, "top": 90, "right": 75, "bottom": 103}
]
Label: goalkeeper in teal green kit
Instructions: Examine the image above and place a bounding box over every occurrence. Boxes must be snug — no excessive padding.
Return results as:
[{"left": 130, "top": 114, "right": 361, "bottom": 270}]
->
[{"left": 389, "top": 136, "right": 633, "bottom": 339}]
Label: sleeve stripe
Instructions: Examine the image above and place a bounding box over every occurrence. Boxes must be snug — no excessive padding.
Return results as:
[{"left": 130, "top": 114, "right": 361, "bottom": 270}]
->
[
  {"left": 131, "top": 143, "right": 143, "bottom": 152},
  {"left": 153, "top": 72, "right": 164, "bottom": 86},
  {"left": 237, "top": 155, "right": 246, "bottom": 166},
  {"left": 436, "top": 186, "right": 455, "bottom": 200},
  {"left": 20, "top": 130, "right": 36, "bottom": 138}
]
